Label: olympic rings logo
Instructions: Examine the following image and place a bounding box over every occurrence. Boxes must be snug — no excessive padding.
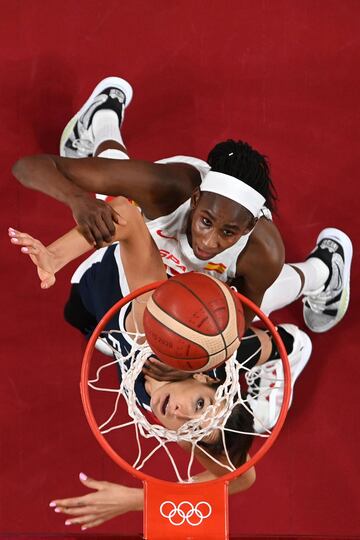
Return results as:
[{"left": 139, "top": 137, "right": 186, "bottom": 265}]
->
[{"left": 160, "top": 500, "right": 212, "bottom": 526}]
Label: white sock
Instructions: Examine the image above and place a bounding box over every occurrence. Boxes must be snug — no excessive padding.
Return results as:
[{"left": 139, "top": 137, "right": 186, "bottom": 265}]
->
[
  {"left": 260, "top": 258, "right": 330, "bottom": 317},
  {"left": 260, "top": 264, "right": 303, "bottom": 316},
  {"left": 97, "top": 148, "right": 129, "bottom": 160},
  {"left": 290, "top": 258, "right": 330, "bottom": 295},
  {"left": 92, "top": 110, "right": 125, "bottom": 154},
  {"left": 95, "top": 147, "right": 129, "bottom": 201}
]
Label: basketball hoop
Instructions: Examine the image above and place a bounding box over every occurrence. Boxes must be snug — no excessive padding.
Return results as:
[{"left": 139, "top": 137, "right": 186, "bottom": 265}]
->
[{"left": 80, "top": 281, "right": 291, "bottom": 540}]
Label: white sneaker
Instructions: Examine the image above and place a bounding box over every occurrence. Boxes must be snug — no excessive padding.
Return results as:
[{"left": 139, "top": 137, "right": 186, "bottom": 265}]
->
[
  {"left": 60, "top": 76, "right": 133, "bottom": 158},
  {"left": 246, "top": 324, "right": 312, "bottom": 433},
  {"left": 303, "top": 228, "right": 353, "bottom": 333}
]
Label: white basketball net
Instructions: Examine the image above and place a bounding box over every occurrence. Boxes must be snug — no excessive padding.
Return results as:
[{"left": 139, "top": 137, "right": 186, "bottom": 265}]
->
[{"left": 87, "top": 315, "right": 287, "bottom": 483}]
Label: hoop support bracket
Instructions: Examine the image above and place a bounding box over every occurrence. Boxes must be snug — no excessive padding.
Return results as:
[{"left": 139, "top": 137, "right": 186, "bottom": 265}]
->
[{"left": 144, "top": 479, "right": 229, "bottom": 539}]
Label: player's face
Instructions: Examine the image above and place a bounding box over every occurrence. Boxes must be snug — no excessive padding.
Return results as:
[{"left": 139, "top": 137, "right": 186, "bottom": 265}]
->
[
  {"left": 188, "top": 191, "right": 255, "bottom": 260},
  {"left": 150, "top": 374, "right": 217, "bottom": 431}
]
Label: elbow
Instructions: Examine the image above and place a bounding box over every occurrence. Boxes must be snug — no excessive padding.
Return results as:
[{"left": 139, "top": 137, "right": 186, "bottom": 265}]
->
[
  {"left": 246, "top": 466, "right": 256, "bottom": 489},
  {"left": 12, "top": 156, "right": 33, "bottom": 186},
  {"left": 239, "top": 466, "right": 257, "bottom": 492},
  {"left": 12, "top": 154, "right": 53, "bottom": 187},
  {"left": 228, "top": 466, "right": 256, "bottom": 495},
  {"left": 12, "top": 158, "right": 24, "bottom": 181}
]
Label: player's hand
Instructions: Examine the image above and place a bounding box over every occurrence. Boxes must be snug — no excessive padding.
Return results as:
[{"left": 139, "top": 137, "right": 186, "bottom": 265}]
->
[
  {"left": 142, "top": 355, "right": 192, "bottom": 381},
  {"left": 8, "top": 227, "right": 56, "bottom": 289},
  {"left": 70, "top": 194, "right": 126, "bottom": 248},
  {"left": 49, "top": 473, "right": 143, "bottom": 530}
]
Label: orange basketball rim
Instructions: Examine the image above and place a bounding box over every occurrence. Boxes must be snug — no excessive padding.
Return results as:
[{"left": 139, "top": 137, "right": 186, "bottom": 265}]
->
[{"left": 80, "top": 281, "right": 291, "bottom": 540}]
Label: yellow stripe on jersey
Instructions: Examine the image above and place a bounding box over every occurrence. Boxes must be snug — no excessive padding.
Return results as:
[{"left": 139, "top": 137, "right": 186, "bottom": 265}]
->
[{"left": 203, "top": 262, "right": 227, "bottom": 274}]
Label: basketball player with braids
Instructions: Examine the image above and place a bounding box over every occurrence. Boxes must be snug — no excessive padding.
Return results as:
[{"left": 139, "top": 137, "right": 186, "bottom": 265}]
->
[
  {"left": 9, "top": 193, "right": 310, "bottom": 530},
  {"left": 10, "top": 77, "right": 352, "bottom": 528},
  {"left": 12, "top": 76, "right": 352, "bottom": 337}
]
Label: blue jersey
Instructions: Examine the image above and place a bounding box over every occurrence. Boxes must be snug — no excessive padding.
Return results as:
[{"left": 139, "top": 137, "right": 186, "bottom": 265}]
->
[{"left": 73, "top": 244, "right": 152, "bottom": 411}]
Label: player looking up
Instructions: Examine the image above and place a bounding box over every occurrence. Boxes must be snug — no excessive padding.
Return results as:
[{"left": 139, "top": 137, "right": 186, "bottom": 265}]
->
[
  {"left": 12, "top": 76, "right": 352, "bottom": 333},
  {"left": 9, "top": 193, "right": 311, "bottom": 530}
]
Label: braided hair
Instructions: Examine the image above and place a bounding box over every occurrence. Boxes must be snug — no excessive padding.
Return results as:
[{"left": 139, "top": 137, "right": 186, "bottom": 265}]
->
[{"left": 207, "top": 140, "right": 278, "bottom": 213}]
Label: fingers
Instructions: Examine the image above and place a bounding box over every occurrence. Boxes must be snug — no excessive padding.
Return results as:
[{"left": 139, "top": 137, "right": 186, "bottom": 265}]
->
[
  {"left": 49, "top": 473, "right": 104, "bottom": 510},
  {"left": 79, "top": 224, "right": 98, "bottom": 247},
  {"left": 111, "top": 207, "right": 127, "bottom": 226},
  {"left": 142, "top": 365, "right": 158, "bottom": 378},
  {"left": 79, "top": 472, "right": 106, "bottom": 490},
  {"left": 64, "top": 512, "right": 102, "bottom": 530},
  {"left": 102, "top": 211, "right": 117, "bottom": 237},
  {"left": 77, "top": 203, "right": 127, "bottom": 247},
  {"left": 54, "top": 507, "right": 117, "bottom": 530},
  {"left": 51, "top": 474, "right": 102, "bottom": 509},
  {"left": 142, "top": 361, "right": 163, "bottom": 378},
  {"left": 9, "top": 228, "right": 49, "bottom": 259},
  {"left": 54, "top": 504, "right": 92, "bottom": 516},
  {"left": 49, "top": 473, "right": 130, "bottom": 529},
  {"left": 80, "top": 517, "right": 106, "bottom": 530},
  {"left": 8, "top": 228, "right": 40, "bottom": 252},
  {"left": 94, "top": 206, "right": 127, "bottom": 245},
  {"left": 79, "top": 218, "right": 112, "bottom": 248},
  {"left": 147, "top": 357, "right": 169, "bottom": 369},
  {"left": 143, "top": 357, "right": 171, "bottom": 374},
  {"left": 50, "top": 500, "right": 110, "bottom": 530},
  {"left": 94, "top": 215, "right": 114, "bottom": 245},
  {"left": 50, "top": 496, "right": 87, "bottom": 509}
]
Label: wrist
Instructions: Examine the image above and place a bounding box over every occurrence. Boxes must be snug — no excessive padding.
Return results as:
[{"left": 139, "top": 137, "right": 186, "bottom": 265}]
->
[
  {"left": 46, "top": 245, "right": 63, "bottom": 274},
  {"left": 46, "top": 227, "right": 92, "bottom": 274},
  {"left": 66, "top": 188, "right": 89, "bottom": 209},
  {"left": 129, "top": 487, "right": 144, "bottom": 512}
]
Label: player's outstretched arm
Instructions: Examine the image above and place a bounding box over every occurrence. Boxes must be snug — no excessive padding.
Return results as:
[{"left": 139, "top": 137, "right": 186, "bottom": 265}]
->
[
  {"left": 8, "top": 228, "right": 59, "bottom": 289},
  {"left": 50, "top": 462, "right": 254, "bottom": 531},
  {"left": 12, "top": 155, "right": 199, "bottom": 246},
  {"left": 8, "top": 225, "right": 97, "bottom": 289},
  {"left": 8, "top": 197, "right": 134, "bottom": 288},
  {"left": 50, "top": 473, "right": 143, "bottom": 530}
]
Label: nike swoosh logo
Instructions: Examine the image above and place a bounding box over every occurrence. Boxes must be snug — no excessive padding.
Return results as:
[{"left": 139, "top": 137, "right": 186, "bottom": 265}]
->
[{"left": 333, "top": 261, "right": 342, "bottom": 290}]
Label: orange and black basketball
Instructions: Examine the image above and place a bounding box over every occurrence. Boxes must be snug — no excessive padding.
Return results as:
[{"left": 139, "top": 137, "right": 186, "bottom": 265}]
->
[{"left": 143, "top": 272, "right": 245, "bottom": 372}]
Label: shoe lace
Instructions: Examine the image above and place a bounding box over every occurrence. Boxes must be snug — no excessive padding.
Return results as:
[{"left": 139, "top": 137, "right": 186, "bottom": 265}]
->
[
  {"left": 245, "top": 366, "right": 262, "bottom": 387},
  {"left": 245, "top": 362, "right": 279, "bottom": 399},
  {"left": 303, "top": 287, "right": 334, "bottom": 313},
  {"left": 73, "top": 138, "right": 94, "bottom": 156}
]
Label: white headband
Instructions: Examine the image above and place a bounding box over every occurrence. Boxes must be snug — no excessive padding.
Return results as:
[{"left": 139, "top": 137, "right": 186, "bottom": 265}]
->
[{"left": 200, "top": 171, "right": 265, "bottom": 217}]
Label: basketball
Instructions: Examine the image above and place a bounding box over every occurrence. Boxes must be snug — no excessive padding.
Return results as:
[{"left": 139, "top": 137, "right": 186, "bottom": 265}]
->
[{"left": 143, "top": 272, "right": 245, "bottom": 372}]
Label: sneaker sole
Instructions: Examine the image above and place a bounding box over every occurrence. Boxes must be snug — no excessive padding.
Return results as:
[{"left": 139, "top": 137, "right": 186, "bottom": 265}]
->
[
  {"left": 60, "top": 76, "right": 134, "bottom": 157},
  {"left": 304, "top": 227, "right": 353, "bottom": 333}
]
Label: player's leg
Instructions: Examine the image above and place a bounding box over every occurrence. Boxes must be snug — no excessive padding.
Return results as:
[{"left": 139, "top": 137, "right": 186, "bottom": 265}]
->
[
  {"left": 58, "top": 77, "right": 204, "bottom": 208},
  {"left": 212, "top": 322, "right": 311, "bottom": 433},
  {"left": 246, "top": 324, "right": 312, "bottom": 433},
  {"left": 60, "top": 77, "right": 133, "bottom": 159},
  {"left": 60, "top": 77, "right": 132, "bottom": 204},
  {"left": 231, "top": 324, "right": 303, "bottom": 371},
  {"left": 260, "top": 228, "right": 353, "bottom": 332}
]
